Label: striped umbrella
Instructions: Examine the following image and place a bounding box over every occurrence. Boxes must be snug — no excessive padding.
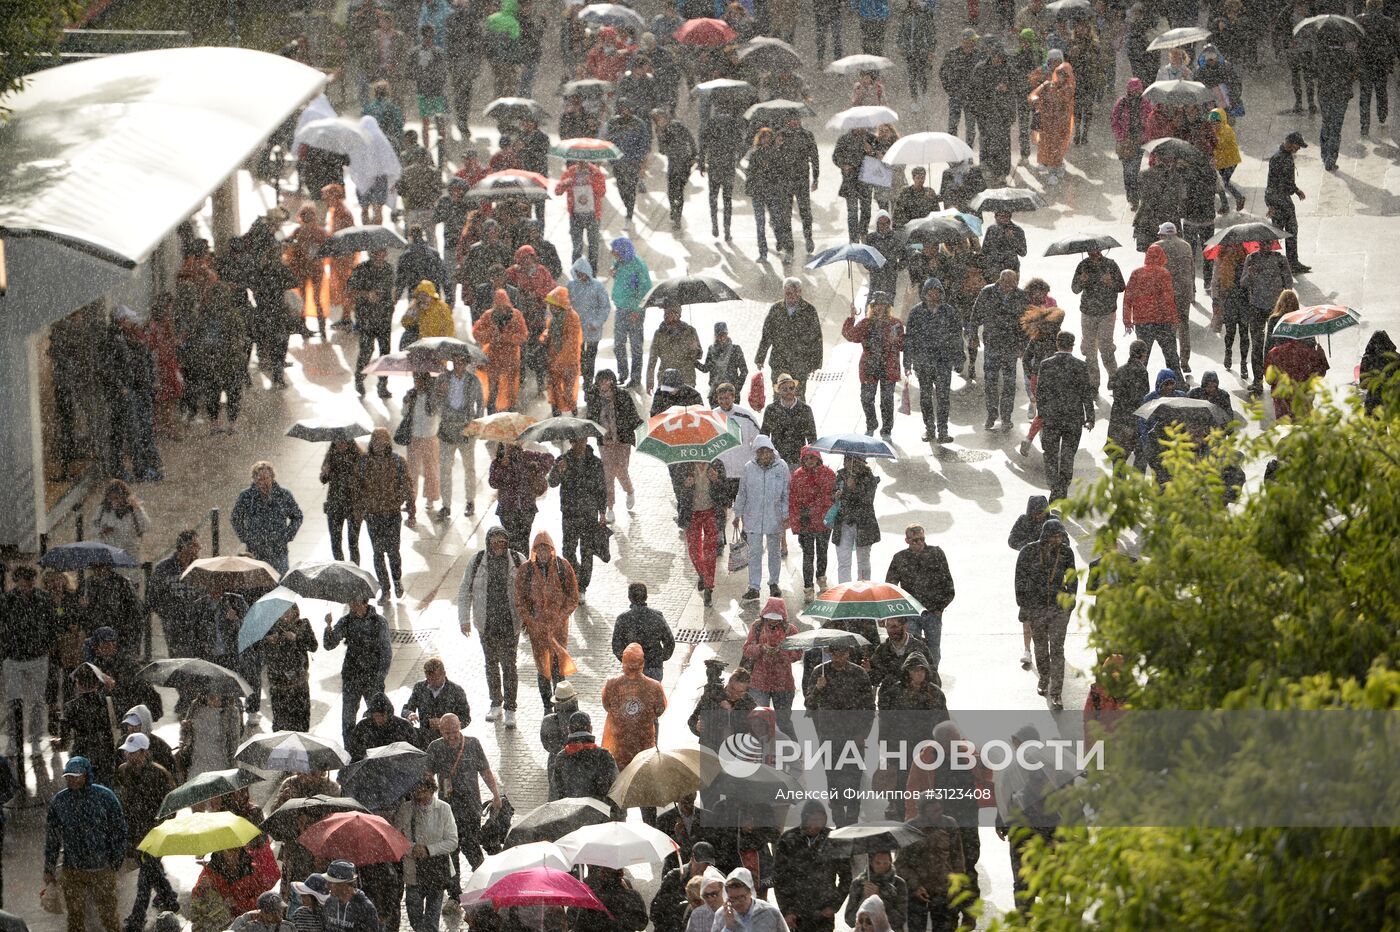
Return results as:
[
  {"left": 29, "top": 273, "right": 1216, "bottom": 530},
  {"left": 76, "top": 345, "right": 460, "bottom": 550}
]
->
[
  {"left": 802, "top": 581, "right": 926, "bottom": 622},
  {"left": 634, "top": 406, "right": 742, "bottom": 464},
  {"left": 549, "top": 138, "right": 622, "bottom": 162},
  {"left": 1272, "top": 305, "right": 1361, "bottom": 340},
  {"left": 480, "top": 169, "right": 549, "bottom": 188}
]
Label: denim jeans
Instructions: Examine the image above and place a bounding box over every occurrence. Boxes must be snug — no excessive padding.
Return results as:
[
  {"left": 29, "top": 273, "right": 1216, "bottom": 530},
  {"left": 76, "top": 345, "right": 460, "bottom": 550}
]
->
[
  {"left": 797, "top": 529, "right": 831, "bottom": 587},
  {"left": 569, "top": 212, "right": 600, "bottom": 271},
  {"left": 365, "top": 513, "right": 402, "bottom": 595},
  {"left": 746, "top": 531, "right": 783, "bottom": 590},
  {"left": 1319, "top": 100, "right": 1346, "bottom": 168},
  {"left": 129, "top": 389, "right": 161, "bottom": 478},
  {"left": 405, "top": 884, "right": 445, "bottom": 932},
  {"left": 844, "top": 185, "right": 871, "bottom": 241},
  {"left": 614, "top": 310, "right": 645, "bottom": 383},
  {"left": 1120, "top": 150, "right": 1142, "bottom": 207},
  {"left": 907, "top": 611, "right": 942, "bottom": 673},
  {"left": 327, "top": 508, "right": 361, "bottom": 563},
  {"left": 748, "top": 688, "right": 794, "bottom": 737},
  {"left": 834, "top": 523, "right": 871, "bottom": 583},
  {"left": 341, "top": 677, "right": 383, "bottom": 747}
]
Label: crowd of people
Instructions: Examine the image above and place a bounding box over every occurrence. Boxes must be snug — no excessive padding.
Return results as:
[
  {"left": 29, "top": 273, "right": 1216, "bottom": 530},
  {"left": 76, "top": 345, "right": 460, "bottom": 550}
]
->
[{"left": 7, "top": 0, "right": 1400, "bottom": 928}]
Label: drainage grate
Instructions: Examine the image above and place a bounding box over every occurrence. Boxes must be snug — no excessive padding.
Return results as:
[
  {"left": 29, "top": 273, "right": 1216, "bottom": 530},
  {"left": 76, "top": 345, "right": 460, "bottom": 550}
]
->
[
  {"left": 939, "top": 449, "right": 993, "bottom": 463},
  {"left": 390, "top": 628, "right": 440, "bottom": 645},
  {"left": 673, "top": 627, "right": 732, "bottom": 644},
  {"left": 805, "top": 370, "right": 845, "bottom": 384}
]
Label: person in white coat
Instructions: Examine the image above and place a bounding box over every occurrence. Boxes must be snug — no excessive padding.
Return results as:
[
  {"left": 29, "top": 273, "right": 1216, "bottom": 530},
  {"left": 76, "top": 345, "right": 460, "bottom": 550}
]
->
[
  {"left": 733, "top": 435, "right": 791, "bottom": 604},
  {"left": 457, "top": 526, "right": 527, "bottom": 724},
  {"left": 712, "top": 382, "right": 761, "bottom": 557},
  {"left": 91, "top": 479, "right": 150, "bottom": 585},
  {"left": 394, "top": 775, "right": 460, "bottom": 932}
]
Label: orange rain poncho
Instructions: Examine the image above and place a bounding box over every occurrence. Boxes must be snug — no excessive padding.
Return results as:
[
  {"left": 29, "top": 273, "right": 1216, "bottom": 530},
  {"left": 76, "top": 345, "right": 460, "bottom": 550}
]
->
[
  {"left": 284, "top": 206, "right": 328, "bottom": 320},
  {"left": 513, "top": 532, "right": 579, "bottom": 679},
  {"left": 601, "top": 643, "right": 667, "bottom": 769},
  {"left": 542, "top": 286, "right": 583, "bottom": 414},
  {"left": 322, "top": 183, "right": 356, "bottom": 312},
  {"left": 1029, "top": 61, "right": 1076, "bottom": 170},
  {"left": 472, "top": 290, "right": 530, "bottom": 412}
]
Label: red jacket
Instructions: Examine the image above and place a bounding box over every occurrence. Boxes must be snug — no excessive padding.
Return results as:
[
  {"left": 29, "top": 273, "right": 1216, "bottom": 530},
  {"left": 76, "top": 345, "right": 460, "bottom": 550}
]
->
[
  {"left": 1123, "top": 244, "right": 1178, "bottom": 327},
  {"left": 788, "top": 449, "right": 837, "bottom": 534},
  {"left": 555, "top": 164, "right": 607, "bottom": 221},
  {"left": 842, "top": 314, "right": 906, "bottom": 383},
  {"left": 193, "top": 842, "right": 281, "bottom": 918},
  {"left": 741, "top": 599, "right": 802, "bottom": 694}
]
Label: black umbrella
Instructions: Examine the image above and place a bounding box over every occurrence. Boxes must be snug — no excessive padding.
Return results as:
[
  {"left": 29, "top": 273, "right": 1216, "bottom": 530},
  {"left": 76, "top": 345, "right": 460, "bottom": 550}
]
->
[
  {"left": 1142, "top": 137, "right": 1207, "bottom": 161},
  {"left": 517, "top": 417, "right": 606, "bottom": 445},
  {"left": 1043, "top": 233, "right": 1122, "bottom": 257},
  {"left": 262, "top": 794, "right": 368, "bottom": 843},
  {"left": 484, "top": 97, "right": 550, "bottom": 121},
  {"left": 1204, "top": 221, "right": 1291, "bottom": 249},
  {"left": 736, "top": 39, "right": 803, "bottom": 71},
  {"left": 969, "top": 187, "right": 1044, "bottom": 214},
  {"left": 280, "top": 560, "right": 378, "bottom": 603},
  {"left": 777, "top": 628, "right": 872, "bottom": 651},
  {"left": 901, "top": 215, "right": 974, "bottom": 247},
  {"left": 464, "top": 177, "right": 550, "bottom": 204},
  {"left": 743, "top": 99, "right": 817, "bottom": 124},
  {"left": 643, "top": 276, "right": 741, "bottom": 308},
  {"left": 1292, "top": 13, "right": 1363, "bottom": 40},
  {"left": 710, "top": 763, "right": 804, "bottom": 800},
  {"left": 0, "top": 910, "right": 29, "bottom": 932},
  {"left": 506, "top": 796, "right": 613, "bottom": 845},
  {"left": 319, "top": 225, "right": 408, "bottom": 257},
  {"left": 561, "top": 78, "right": 614, "bottom": 98},
  {"left": 1134, "top": 396, "right": 1234, "bottom": 428},
  {"left": 340, "top": 742, "right": 431, "bottom": 811},
  {"left": 823, "top": 821, "right": 925, "bottom": 858},
  {"left": 158, "top": 767, "right": 265, "bottom": 818},
  {"left": 139, "top": 658, "right": 252, "bottom": 697},
  {"left": 287, "top": 418, "right": 373, "bottom": 443}
]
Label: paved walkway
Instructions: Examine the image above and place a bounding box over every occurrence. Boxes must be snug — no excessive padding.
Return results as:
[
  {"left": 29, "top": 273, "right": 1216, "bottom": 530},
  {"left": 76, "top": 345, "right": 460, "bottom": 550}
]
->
[{"left": 8, "top": 2, "right": 1398, "bottom": 926}]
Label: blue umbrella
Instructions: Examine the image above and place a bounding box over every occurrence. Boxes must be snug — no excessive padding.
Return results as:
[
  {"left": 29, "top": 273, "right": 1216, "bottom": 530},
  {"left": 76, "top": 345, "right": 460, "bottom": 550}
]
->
[
  {"left": 38, "top": 541, "right": 137, "bottom": 571},
  {"left": 808, "top": 434, "right": 897, "bottom": 460},
  {"left": 238, "top": 586, "right": 301, "bottom": 653},
  {"left": 806, "top": 244, "right": 888, "bottom": 304}
]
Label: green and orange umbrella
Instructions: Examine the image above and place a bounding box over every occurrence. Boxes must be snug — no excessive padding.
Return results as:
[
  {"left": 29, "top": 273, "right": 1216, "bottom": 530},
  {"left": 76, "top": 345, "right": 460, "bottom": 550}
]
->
[
  {"left": 549, "top": 138, "right": 622, "bottom": 163},
  {"left": 801, "top": 580, "right": 926, "bottom": 622},
  {"left": 634, "top": 406, "right": 742, "bottom": 465},
  {"left": 1271, "top": 304, "right": 1361, "bottom": 341}
]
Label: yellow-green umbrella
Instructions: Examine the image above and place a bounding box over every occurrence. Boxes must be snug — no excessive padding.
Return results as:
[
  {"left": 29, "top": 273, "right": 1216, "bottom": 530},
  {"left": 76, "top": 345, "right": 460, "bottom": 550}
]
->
[{"left": 138, "top": 811, "right": 261, "bottom": 857}]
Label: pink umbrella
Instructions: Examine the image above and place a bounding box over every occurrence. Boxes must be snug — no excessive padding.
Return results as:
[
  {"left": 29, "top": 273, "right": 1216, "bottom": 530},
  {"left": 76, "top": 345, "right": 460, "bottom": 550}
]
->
[{"left": 479, "top": 867, "right": 612, "bottom": 914}]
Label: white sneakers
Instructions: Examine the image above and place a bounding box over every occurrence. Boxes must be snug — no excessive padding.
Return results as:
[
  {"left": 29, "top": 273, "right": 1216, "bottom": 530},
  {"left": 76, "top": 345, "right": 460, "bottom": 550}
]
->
[
  {"left": 626, "top": 491, "right": 636, "bottom": 510},
  {"left": 606, "top": 507, "right": 616, "bottom": 523},
  {"left": 485, "top": 704, "right": 501, "bottom": 722},
  {"left": 1020, "top": 650, "right": 1033, "bottom": 671},
  {"left": 503, "top": 710, "right": 516, "bottom": 729}
]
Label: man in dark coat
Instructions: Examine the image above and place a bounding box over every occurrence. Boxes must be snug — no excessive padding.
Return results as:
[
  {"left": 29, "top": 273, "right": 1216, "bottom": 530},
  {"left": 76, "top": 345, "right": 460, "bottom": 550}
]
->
[
  {"left": 902, "top": 278, "right": 965, "bottom": 444},
  {"left": 1357, "top": 0, "right": 1396, "bottom": 136},
  {"left": 776, "top": 116, "right": 821, "bottom": 253},
  {"left": 1014, "top": 519, "right": 1078, "bottom": 710},
  {"left": 611, "top": 583, "right": 676, "bottom": 683},
  {"left": 547, "top": 439, "right": 608, "bottom": 596},
  {"left": 774, "top": 802, "right": 849, "bottom": 932},
  {"left": 884, "top": 523, "right": 956, "bottom": 668},
  {"left": 82, "top": 562, "right": 145, "bottom": 655},
  {"left": 654, "top": 793, "right": 715, "bottom": 869},
  {"left": 973, "top": 270, "right": 1030, "bottom": 429},
  {"left": 347, "top": 693, "right": 420, "bottom": 760},
  {"left": 1071, "top": 248, "right": 1126, "bottom": 392},
  {"left": 324, "top": 600, "right": 393, "bottom": 747},
  {"left": 547, "top": 712, "right": 618, "bottom": 802},
  {"left": 940, "top": 29, "right": 984, "bottom": 144},
  {"left": 1264, "top": 132, "right": 1310, "bottom": 272},
  {"left": 1035, "top": 331, "right": 1096, "bottom": 503},
  {"left": 760, "top": 373, "right": 818, "bottom": 466},
  {"left": 650, "top": 841, "right": 719, "bottom": 932},
  {"left": 755, "top": 279, "right": 825, "bottom": 397},
  {"left": 833, "top": 128, "right": 874, "bottom": 242},
  {"left": 539, "top": 681, "right": 580, "bottom": 770},
  {"left": 805, "top": 645, "right": 874, "bottom": 826},
  {"left": 349, "top": 248, "right": 397, "bottom": 399},
  {"left": 573, "top": 866, "right": 647, "bottom": 932},
  {"left": 699, "top": 107, "right": 746, "bottom": 241},
  {"left": 843, "top": 851, "right": 909, "bottom": 932},
  {"left": 400, "top": 657, "right": 471, "bottom": 746},
  {"left": 1314, "top": 37, "right": 1356, "bottom": 173},
  {"left": 867, "top": 615, "right": 937, "bottom": 692},
  {"left": 114, "top": 733, "right": 179, "bottom": 929},
  {"left": 1106, "top": 339, "right": 1151, "bottom": 468}
]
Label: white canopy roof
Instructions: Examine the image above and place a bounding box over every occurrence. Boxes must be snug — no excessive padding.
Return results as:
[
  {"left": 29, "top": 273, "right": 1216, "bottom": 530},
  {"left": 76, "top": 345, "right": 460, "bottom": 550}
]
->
[{"left": 0, "top": 47, "right": 326, "bottom": 268}]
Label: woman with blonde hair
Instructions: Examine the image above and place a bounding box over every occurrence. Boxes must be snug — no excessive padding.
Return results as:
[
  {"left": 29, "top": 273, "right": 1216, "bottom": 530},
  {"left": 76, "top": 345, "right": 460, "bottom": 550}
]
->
[
  {"left": 92, "top": 478, "right": 150, "bottom": 584},
  {"left": 1267, "top": 288, "right": 1301, "bottom": 348}
]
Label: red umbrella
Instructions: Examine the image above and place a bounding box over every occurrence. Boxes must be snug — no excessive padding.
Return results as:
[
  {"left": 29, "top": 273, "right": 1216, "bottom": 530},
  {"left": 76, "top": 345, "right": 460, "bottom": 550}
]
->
[
  {"left": 1202, "top": 240, "right": 1280, "bottom": 261},
  {"left": 673, "top": 18, "right": 738, "bottom": 45},
  {"left": 481, "top": 169, "right": 550, "bottom": 188},
  {"left": 479, "top": 867, "right": 613, "bottom": 913},
  {"left": 298, "top": 812, "right": 411, "bottom": 865}
]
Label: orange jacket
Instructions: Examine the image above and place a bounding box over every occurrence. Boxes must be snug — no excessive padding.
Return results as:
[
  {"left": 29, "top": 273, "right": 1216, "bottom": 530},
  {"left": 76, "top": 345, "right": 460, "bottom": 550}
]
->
[{"left": 1123, "top": 244, "right": 1178, "bottom": 327}]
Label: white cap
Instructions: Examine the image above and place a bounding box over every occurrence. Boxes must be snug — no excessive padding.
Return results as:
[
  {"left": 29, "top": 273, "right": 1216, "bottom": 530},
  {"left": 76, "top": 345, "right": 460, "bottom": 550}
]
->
[
  {"left": 119, "top": 732, "right": 150, "bottom": 753},
  {"left": 1158, "top": 221, "right": 1177, "bottom": 236}
]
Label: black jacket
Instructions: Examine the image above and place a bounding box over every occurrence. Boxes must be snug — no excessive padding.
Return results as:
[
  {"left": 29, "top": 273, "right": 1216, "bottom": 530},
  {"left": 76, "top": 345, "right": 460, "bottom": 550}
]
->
[
  {"left": 347, "top": 713, "right": 419, "bottom": 760},
  {"left": 755, "top": 300, "right": 824, "bottom": 378},
  {"left": 775, "top": 126, "right": 821, "bottom": 191},
  {"left": 869, "top": 633, "right": 938, "bottom": 696},
  {"left": 903, "top": 301, "right": 965, "bottom": 372},
  {"left": 0, "top": 588, "right": 58, "bottom": 662},
  {"left": 1014, "top": 522, "right": 1078, "bottom": 610},
  {"left": 1264, "top": 148, "right": 1301, "bottom": 210},
  {"left": 699, "top": 113, "right": 746, "bottom": 176},
  {"left": 611, "top": 606, "right": 676, "bottom": 674},
  {"left": 884, "top": 545, "right": 955, "bottom": 614},
  {"left": 650, "top": 864, "right": 707, "bottom": 932},
  {"left": 574, "top": 870, "right": 647, "bottom": 932},
  {"left": 981, "top": 222, "right": 1027, "bottom": 274},
  {"left": 973, "top": 284, "right": 1031, "bottom": 356},
  {"left": 774, "top": 821, "right": 849, "bottom": 917},
  {"left": 832, "top": 465, "right": 881, "bottom": 548},
  {"left": 876, "top": 651, "right": 949, "bottom": 744},
  {"left": 548, "top": 735, "right": 619, "bottom": 802},
  {"left": 1108, "top": 358, "right": 1151, "bottom": 429},
  {"left": 548, "top": 448, "right": 607, "bottom": 520},
  {"left": 540, "top": 696, "right": 580, "bottom": 763},
  {"left": 1071, "top": 255, "right": 1126, "bottom": 317},
  {"left": 585, "top": 387, "right": 643, "bottom": 447},
  {"left": 1007, "top": 495, "right": 1050, "bottom": 550},
  {"left": 1036, "top": 351, "right": 1095, "bottom": 428},
  {"left": 845, "top": 868, "right": 909, "bottom": 932},
  {"left": 401, "top": 678, "right": 471, "bottom": 739},
  {"left": 760, "top": 400, "right": 818, "bottom": 467},
  {"left": 939, "top": 45, "right": 984, "bottom": 97}
]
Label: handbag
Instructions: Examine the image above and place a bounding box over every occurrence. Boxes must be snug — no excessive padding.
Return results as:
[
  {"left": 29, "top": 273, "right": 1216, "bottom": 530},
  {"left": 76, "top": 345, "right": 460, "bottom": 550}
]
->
[
  {"left": 417, "top": 853, "right": 452, "bottom": 892},
  {"left": 594, "top": 519, "right": 614, "bottom": 563},
  {"left": 727, "top": 532, "right": 750, "bottom": 573},
  {"left": 393, "top": 403, "right": 414, "bottom": 447},
  {"left": 747, "top": 371, "right": 767, "bottom": 411},
  {"left": 822, "top": 502, "right": 841, "bottom": 529},
  {"left": 899, "top": 382, "right": 912, "bottom": 415},
  {"left": 479, "top": 797, "right": 514, "bottom": 855}
]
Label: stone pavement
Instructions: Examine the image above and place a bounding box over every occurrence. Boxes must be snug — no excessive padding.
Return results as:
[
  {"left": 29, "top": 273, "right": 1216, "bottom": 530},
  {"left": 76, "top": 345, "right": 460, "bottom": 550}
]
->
[{"left": 8, "top": 2, "right": 1400, "bottom": 926}]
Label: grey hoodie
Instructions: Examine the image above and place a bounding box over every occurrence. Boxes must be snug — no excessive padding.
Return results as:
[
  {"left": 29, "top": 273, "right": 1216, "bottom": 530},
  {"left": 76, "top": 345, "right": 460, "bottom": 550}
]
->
[{"left": 568, "top": 258, "right": 613, "bottom": 343}]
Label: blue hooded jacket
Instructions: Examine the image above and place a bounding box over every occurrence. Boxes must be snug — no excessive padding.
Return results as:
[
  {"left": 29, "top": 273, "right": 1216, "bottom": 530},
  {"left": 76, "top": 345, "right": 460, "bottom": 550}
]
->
[
  {"left": 568, "top": 258, "right": 613, "bottom": 344},
  {"left": 610, "top": 237, "right": 652, "bottom": 311},
  {"left": 1138, "top": 368, "right": 1188, "bottom": 454}
]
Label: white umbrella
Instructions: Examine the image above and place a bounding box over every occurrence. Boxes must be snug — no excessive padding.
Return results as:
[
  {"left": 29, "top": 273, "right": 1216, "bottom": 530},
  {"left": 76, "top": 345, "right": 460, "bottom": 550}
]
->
[
  {"left": 576, "top": 2, "right": 645, "bottom": 31},
  {"left": 350, "top": 115, "right": 402, "bottom": 195},
  {"left": 555, "top": 822, "right": 679, "bottom": 870},
  {"left": 825, "top": 54, "right": 895, "bottom": 74},
  {"left": 1147, "top": 26, "right": 1211, "bottom": 51},
  {"left": 826, "top": 105, "right": 899, "bottom": 131},
  {"left": 881, "top": 131, "right": 974, "bottom": 166},
  {"left": 235, "top": 731, "right": 349, "bottom": 773},
  {"left": 294, "top": 94, "right": 337, "bottom": 140},
  {"left": 293, "top": 116, "right": 374, "bottom": 158},
  {"left": 461, "top": 842, "right": 571, "bottom": 903}
]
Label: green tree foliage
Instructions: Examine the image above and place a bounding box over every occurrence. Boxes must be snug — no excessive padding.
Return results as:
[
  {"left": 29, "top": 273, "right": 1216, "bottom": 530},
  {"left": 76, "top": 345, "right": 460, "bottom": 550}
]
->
[
  {"left": 0, "top": 0, "right": 82, "bottom": 110},
  {"left": 993, "top": 379, "right": 1400, "bottom": 929}
]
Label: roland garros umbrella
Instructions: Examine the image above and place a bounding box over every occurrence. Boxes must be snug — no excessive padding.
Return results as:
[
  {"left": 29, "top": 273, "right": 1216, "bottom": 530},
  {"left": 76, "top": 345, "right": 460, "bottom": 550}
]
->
[
  {"left": 1043, "top": 233, "right": 1122, "bottom": 256},
  {"left": 279, "top": 560, "right": 378, "bottom": 604},
  {"left": 157, "top": 768, "right": 264, "bottom": 818},
  {"left": 674, "top": 18, "right": 738, "bottom": 46},
  {"left": 1147, "top": 26, "right": 1211, "bottom": 50},
  {"left": 479, "top": 868, "right": 611, "bottom": 912},
  {"left": 299, "top": 812, "right": 412, "bottom": 865},
  {"left": 235, "top": 731, "right": 350, "bottom": 773},
  {"left": 138, "top": 811, "right": 262, "bottom": 857},
  {"left": 464, "top": 176, "right": 550, "bottom": 204},
  {"left": 823, "top": 821, "right": 925, "bottom": 858},
  {"left": 286, "top": 418, "right": 372, "bottom": 442},
  {"left": 38, "top": 541, "right": 137, "bottom": 571},
  {"left": 409, "top": 336, "right": 489, "bottom": 366},
  {"left": 1271, "top": 305, "right": 1361, "bottom": 343},
  {"left": 635, "top": 407, "right": 743, "bottom": 465},
  {"left": 360, "top": 349, "right": 447, "bottom": 377},
  {"left": 262, "top": 795, "right": 368, "bottom": 843},
  {"left": 803, "top": 581, "right": 926, "bottom": 622},
  {"left": 1044, "top": 0, "right": 1093, "bottom": 17},
  {"left": 826, "top": 54, "right": 895, "bottom": 74},
  {"left": 608, "top": 746, "right": 723, "bottom": 809},
  {"left": 550, "top": 138, "right": 622, "bottom": 162},
  {"left": 969, "top": 187, "right": 1044, "bottom": 214},
  {"left": 480, "top": 169, "right": 550, "bottom": 189},
  {"left": 506, "top": 797, "right": 614, "bottom": 845}
]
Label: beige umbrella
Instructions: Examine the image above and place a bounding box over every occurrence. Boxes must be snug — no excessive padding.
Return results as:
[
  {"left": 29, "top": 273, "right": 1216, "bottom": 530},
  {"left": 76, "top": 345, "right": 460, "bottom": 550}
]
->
[
  {"left": 180, "top": 555, "right": 280, "bottom": 595},
  {"left": 607, "top": 745, "right": 723, "bottom": 809},
  {"left": 464, "top": 412, "right": 537, "bottom": 442}
]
